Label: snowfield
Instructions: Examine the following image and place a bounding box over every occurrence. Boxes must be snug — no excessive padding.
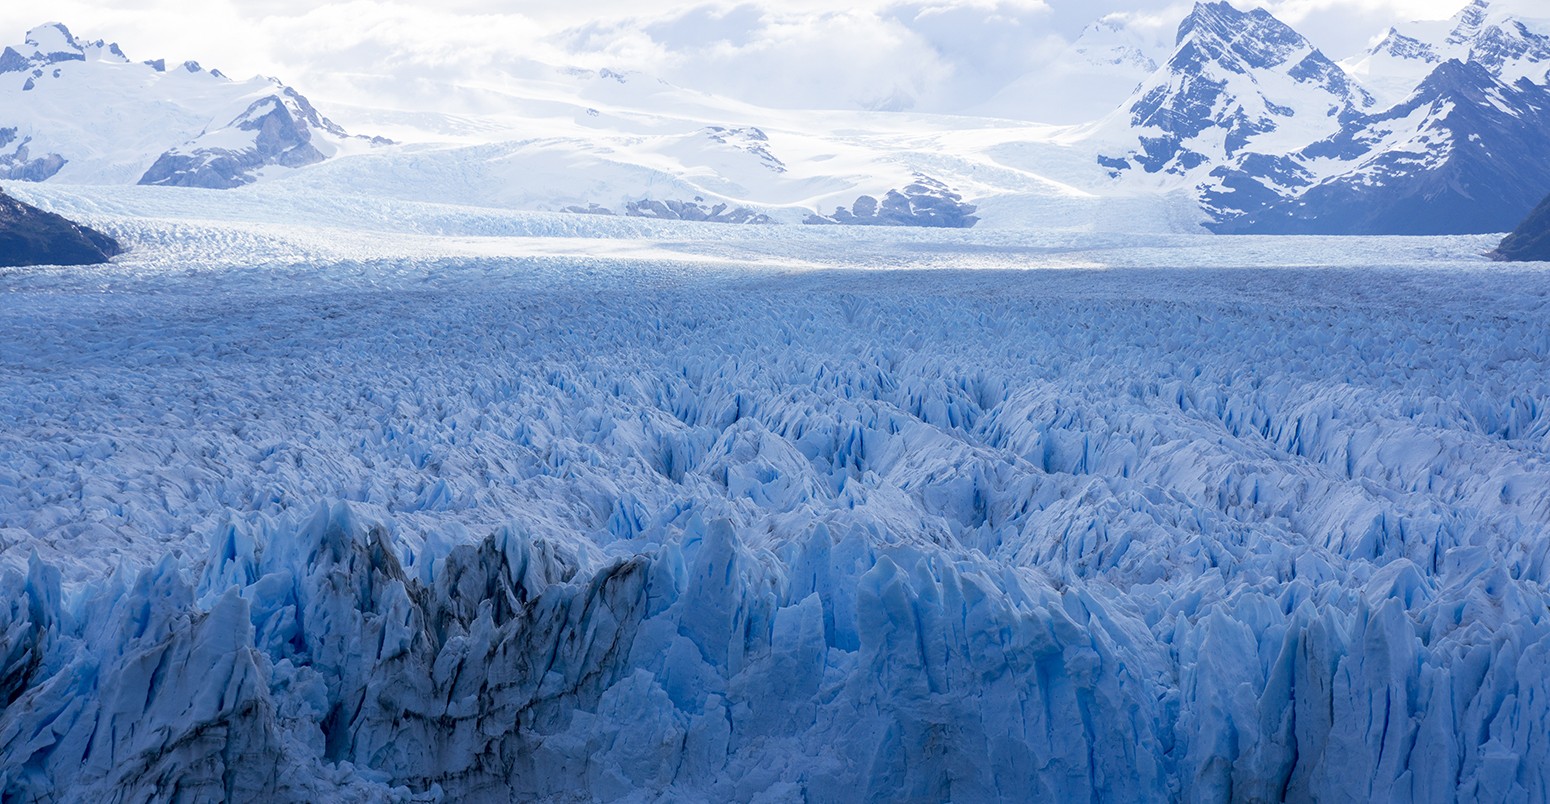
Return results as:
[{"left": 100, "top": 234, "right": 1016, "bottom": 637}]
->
[{"left": 2, "top": 187, "right": 1550, "bottom": 802}]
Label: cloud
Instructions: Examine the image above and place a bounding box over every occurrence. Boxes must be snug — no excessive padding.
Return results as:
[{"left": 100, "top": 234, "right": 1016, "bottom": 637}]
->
[
  {"left": 559, "top": 1, "right": 1070, "bottom": 111},
  {"left": 0, "top": 0, "right": 1480, "bottom": 117}
]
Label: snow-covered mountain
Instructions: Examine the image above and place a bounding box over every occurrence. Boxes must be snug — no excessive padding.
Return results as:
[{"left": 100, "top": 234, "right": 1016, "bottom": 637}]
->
[
  {"left": 5, "top": 4, "right": 1550, "bottom": 235},
  {"left": 1100, "top": 2, "right": 1372, "bottom": 179},
  {"left": 0, "top": 23, "right": 378, "bottom": 188},
  {"left": 1344, "top": 0, "right": 1550, "bottom": 108},
  {"left": 1098, "top": 0, "right": 1550, "bottom": 234},
  {"left": 0, "top": 23, "right": 984, "bottom": 228},
  {"left": 1219, "top": 58, "right": 1550, "bottom": 234}
]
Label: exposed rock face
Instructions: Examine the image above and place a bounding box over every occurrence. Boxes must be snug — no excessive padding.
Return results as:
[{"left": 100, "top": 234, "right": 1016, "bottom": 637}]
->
[
  {"left": 138, "top": 88, "right": 354, "bottom": 189},
  {"left": 564, "top": 198, "right": 774, "bottom": 224},
  {"left": 1492, "top": 192, "right": 1550, "bottom": 261},
  {"left": 805, "top": 176, "right": 979, "bottom": 228},
  {"left": 0, "top": 128, "right": 65, "bottom": 181},
  {"left": 0, "top": 22, "right": 383, "bottom": 189},
  {"left": 1216, "top": 61, "right": 1550, "bottom": 235},
  {"left": 0, "top": 187, "right": 119, "bottom": 266},
  {"left": 1107, "top": 1, "right": 1372, "bottom": 179},
  {"left": 703, "top": 126, "right": 786, "bottom": 173}
]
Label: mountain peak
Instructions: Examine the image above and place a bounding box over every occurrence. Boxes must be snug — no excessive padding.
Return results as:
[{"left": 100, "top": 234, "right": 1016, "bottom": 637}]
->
[
  {"left": 23, "top": 23, "right": 81, "bottom": 57},
  {"left": 1446, "top": 0, "right": 1492, "bottom": 46},
  {"left": 1108, "top": 0, "right": 1372, "bottom": 182},
  {"left": 1409, "top": 56, "right": 1500, "bottom": 99},
  {"left": 1170, "top": 1, "right": 1334, "bottom": 80},
  {"left": 1177, "top": 2, "right": 1256, "bottom": 47},
  {"left": 1370, "top": 27, "right": 1441, "bottom": 61},
  {"left": 2, "top": 21, "right": 385, "bottom": 187}
]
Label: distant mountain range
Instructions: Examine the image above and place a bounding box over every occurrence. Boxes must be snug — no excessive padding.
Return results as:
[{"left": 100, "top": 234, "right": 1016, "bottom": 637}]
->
[
  {"left": 0, "top": 23, "right": 382, "bottom": 189},
  {"left": 1100, "top": 0, "right": 1550, "bottom": 234},
  {"left": 4, "top": 3, "right": 1549, "bottom": 235}
]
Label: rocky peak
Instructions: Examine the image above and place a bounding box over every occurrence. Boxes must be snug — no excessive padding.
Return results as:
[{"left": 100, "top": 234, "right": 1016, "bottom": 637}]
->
[
  {"left": 1115, "top": 1, "right": 1369, "bottom": 175},
  {"left": 1370, "top": 28, "right": 1441, "bottom": 62},
  {"left": 1411, "top": 56, "right": 1500, "bottom": 100},
  {"left": 1169, "top": 1, "right": 1361, "bottom": 99},
  {"left": 1446, "top": 0, "right": 1492, "bottom": 47},
  {"left": 23, "top": 23, "right": 81, "bottom": 59}
]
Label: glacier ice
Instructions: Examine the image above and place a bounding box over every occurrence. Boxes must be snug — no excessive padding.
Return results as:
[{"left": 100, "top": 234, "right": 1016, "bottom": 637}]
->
[{"left": 1, "top": 206, "right": 1549, "bottom": 801}]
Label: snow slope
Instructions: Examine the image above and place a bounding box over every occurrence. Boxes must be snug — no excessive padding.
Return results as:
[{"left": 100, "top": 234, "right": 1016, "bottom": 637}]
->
[
  {"left": 1343, "top": 0, "right": 1550, "bottom": 108},
  {"left": 6, "top": 4, "right": 1550, "bottom": 234},
  {"left": 973, "top": 15, "right": 1170, "bottom": 125},
  {"left": 0, "top": 23, "right": 376, "bottom": 187},
  {"left": 2, "top": 186, "right": 1548, "bottom": 801},
  {"left": 1093, "top": 0, "right": 1550, "bottom": 234}
]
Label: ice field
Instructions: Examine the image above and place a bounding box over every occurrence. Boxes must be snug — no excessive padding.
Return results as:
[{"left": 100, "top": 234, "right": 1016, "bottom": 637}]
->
[{"left": 3, "top": 186, "right": 1550, "bottom": 801}]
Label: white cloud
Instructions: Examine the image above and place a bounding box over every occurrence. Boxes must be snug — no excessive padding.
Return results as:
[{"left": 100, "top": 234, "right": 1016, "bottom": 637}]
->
[{"left": 0, "top": 0, "right": 1479, "bottom": 115}]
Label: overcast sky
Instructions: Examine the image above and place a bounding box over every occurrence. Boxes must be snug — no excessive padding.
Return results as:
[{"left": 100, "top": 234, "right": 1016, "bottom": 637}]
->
[{"left": 1, "top": 0, "right": 1474, "bottom": 112}]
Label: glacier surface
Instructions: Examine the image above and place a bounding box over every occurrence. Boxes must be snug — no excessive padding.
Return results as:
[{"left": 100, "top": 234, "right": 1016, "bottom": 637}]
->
[{"left": 1, "top": 189, "right": 1549, "bottom": 802}]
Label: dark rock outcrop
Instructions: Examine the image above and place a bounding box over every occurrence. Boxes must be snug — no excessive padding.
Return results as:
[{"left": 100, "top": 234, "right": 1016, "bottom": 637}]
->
[
  {"left": 805, "top": 176, "right": 978, "bottom": 228},
  {"left": 0, "top": 187, "right": 120, "bottom": 266},
  {"left": 564, "top": 198, "right": 774, "bottom": 224},
  {"left": 1492, "top": 192, "right": 1550, "bottom": 261},
  {"left": 0, "top": 128, "right": 66, "bottom": 182}
]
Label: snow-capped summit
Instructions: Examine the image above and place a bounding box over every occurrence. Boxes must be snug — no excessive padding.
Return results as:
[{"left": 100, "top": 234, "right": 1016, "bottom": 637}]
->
[
  {"left": 1220, "top": 57, "right": 1550, "bottom": 234},
  {"left": 1073, "top": 16, "right": 1164, "bottom": 72},
  {"left": 0, "top": 23, "right": 381, "bottom": 187},
  {"left": 1083, "top": 0, "right": 1550, "bottom": 234},
  {"left": 3, "top": 23, "right": 108, "bottom": 67},
  {"left": 0, "top": 23, "right": 131, "bottom": 82},
  {"left": 139, "top": 84, "right": 369, "bottom": 189},
  {"left": 1344, "top": 0, "right": 1550, "bottom": 107},
  {"left": 1105, "top": 2, "right": 1371, "bottom": 178},
  {"left": 974, "top": 15, "right": 1170, "bottom": 124}
]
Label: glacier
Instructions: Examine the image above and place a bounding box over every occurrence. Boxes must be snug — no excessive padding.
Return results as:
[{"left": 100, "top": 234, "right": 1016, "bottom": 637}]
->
[{"left": 1, "top": 189, "right": 1549, "bottom": 801}]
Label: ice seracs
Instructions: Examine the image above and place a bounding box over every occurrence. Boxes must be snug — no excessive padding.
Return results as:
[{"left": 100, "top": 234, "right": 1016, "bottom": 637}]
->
[{"left": 1, "top": 204, "right": 1548, "bottom": 798}]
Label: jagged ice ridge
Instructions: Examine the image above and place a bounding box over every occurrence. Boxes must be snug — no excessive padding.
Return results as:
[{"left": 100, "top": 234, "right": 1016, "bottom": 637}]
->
[{"left": 1, "top": 211, "right": 1549, "bottom": 800}]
